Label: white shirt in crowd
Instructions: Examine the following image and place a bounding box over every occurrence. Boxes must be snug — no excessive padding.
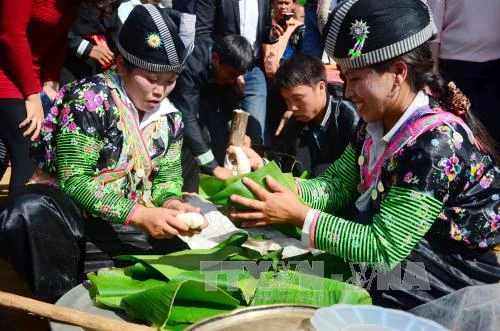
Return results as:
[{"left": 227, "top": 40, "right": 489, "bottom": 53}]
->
[
  {"left": 429, "top": 0, "right": 500, "bottom": 62},
  {"left": 118, "top": 0, "right": 166, "bottom": 24},
  {"left": 238, "top": 0, "right": 260, "bottom": 56}
]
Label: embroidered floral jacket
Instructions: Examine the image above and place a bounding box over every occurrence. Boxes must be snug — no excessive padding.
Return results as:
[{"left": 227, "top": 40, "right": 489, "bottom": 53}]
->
[
  {"left": 32, "top": 71, "right": 184, "bottom": 224},
  {"left": 297, "top": 97, "right": 499, "bottom": 269}
]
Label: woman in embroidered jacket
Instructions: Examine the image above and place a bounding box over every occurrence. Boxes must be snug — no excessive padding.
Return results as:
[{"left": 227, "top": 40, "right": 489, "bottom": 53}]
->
[
  {"left": 0, "top": 5, "right": 205, "bottom": 303},
  {"left": 231, "top": 0, "right": 499, "bottom": 309}
]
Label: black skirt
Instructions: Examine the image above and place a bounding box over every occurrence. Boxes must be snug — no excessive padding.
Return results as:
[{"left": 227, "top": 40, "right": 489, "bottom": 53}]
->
[{"left": 0, "top": 184, "right": 187, "bottom": 303}]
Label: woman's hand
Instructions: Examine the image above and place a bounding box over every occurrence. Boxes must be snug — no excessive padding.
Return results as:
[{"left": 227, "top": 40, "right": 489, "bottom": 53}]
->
[
  {"left": 43, "top": 81, "right": 59, "bottom": 101},
  {"left": 230, "top": 176, "right": 309, "bottom": 228},
  {"left": 129, "top": 206, "right": 205, "bottom": 239},
  {"left": 21, "top": 93, "right": 45, "bottom": 141},
  {"left": 89, "top": 44, "right": 115, "bottom": 67},
  {"left": 165, "top": 199, "right": 201, "bottom": 214},
  {"left": 212, "top": 166, "right": 234, "bottom": 179}
]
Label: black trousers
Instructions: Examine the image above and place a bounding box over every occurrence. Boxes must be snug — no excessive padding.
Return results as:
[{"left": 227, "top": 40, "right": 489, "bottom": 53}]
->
[
  {"left": 0, "top": 184, "right": 188, "bottom": 303},
  {"left": 0, "top": 99, "right": 37, "bottom": 193}
]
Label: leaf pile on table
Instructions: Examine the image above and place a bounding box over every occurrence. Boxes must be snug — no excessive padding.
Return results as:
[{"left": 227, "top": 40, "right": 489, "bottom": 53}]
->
[{"left": 88, "top": 233, "right": 372, "bottom": 330}]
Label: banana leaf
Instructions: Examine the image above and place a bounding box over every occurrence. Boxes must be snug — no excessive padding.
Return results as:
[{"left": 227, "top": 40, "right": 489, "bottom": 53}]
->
[
  {"left": 115, "top": 234, "right": 282, "bottom": 305},
  {"left": 121, "top": 280, "right": 242, "bottom": 328},
  {"left": 199, "top": 161, "right": 300, "bottom": 208},
  {"left": 115, "top": 234, "right": 265, "bottom": 280},
  {"left": 88, "top": 233, "right": 372, "bottom": 330},
  {"left": 88, "top": 268, "right": 167, "bottom": 308},
  {"left": 251, "top": 270, "right": 372, "bottom": 306}
]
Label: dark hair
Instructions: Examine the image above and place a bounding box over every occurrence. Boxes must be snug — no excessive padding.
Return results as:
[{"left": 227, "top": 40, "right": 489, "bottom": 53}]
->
[
  {"left": 80, "top": 0, "right": 121, "bottom": 16},
  {"left": 120, "top": 56, "right": 138, "bottom": 72},
  {"left": 212, "top": 35, "right": 254, "bottom": 72},
  {"left": 371, "top": 43, "right": 498, "bottom": 163},
  {"left": 273, "top": 53, "right": 327, "bottom": 90}
]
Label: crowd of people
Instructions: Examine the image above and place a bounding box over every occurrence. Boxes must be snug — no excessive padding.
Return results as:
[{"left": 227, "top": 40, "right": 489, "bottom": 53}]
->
[{"left": 0, "top": 0, "right": 498, "bottom": 315}]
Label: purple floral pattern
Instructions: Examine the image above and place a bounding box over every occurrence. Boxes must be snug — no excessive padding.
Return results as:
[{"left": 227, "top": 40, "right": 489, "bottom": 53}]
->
[
  {"left": 440, "top": 156, "right": 462, "bottom": 182},
  {"left": 30, "top": 70, "right": 185, "bottom": 224},
  {"left": 377, "top": 103, "right": 499, "bottom": 249}
]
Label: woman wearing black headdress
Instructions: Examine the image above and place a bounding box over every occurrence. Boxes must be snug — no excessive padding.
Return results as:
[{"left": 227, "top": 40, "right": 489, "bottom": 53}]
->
[
  {"left": 230, "top": 0, "right": 499, "bottom": 309},
  {"left": 0, "top": 4, "right": 206, "bottom": 303}
]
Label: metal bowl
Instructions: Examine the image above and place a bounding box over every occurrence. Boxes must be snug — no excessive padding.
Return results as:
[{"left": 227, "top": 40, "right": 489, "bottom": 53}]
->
[
  {"left": 50, "top": 283, "right": 132, "bottom": 331},
  {"left": 186, "top": 304, "right": 318, "bottom": 331},
  {"left": 52, "top": 284, "right": 318, "bottom": 331}
]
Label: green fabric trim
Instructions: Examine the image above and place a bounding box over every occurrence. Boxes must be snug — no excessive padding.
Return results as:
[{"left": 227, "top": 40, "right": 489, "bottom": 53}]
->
[
  {"left": 152, "top": 139, "right": 183, "bottom": 207},
  {"left": 314, "top": 186, "right": 443, "bottom": 269},
  {"left": 297, "top": 145, "right": 359, "bottom": 212},
  {"left": 56, "top": 132, "right": 137, "bottom": 224}
]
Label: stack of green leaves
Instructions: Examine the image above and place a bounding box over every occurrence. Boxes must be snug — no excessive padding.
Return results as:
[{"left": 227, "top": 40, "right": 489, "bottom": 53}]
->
[{"left": 88, "top": 233, "right": 371, "bottom": 330}]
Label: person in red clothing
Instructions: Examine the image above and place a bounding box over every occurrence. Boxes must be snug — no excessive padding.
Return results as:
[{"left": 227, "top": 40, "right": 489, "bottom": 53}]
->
[{"left": 0, "top": 0, "right": 115, "bottom": 192}]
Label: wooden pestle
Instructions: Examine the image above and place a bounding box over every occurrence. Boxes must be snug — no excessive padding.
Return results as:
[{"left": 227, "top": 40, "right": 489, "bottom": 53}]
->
[{"left": 0, "top": 290, "right": 159, "bottom": 331}]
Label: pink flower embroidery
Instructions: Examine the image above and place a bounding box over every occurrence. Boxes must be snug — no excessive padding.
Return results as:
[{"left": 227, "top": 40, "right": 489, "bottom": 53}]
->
[
  {"left": 492, "top": 216, "right": 499, "bottom": 231},
  {"left": 85, "top": 100, "right": 96, "bottom": 112},
  {"left": 437, "top": 212, "right": 448, "bottom": 221},
  {"left": 68, "top": 122, "right": 77, "bottom": 131},
  {"left": 84, "top": 90, "right": 104, "bottom": 112},
  {"left": 61, "top": 106, "right": 71, "bottom": 116},
  {"left": 100, "top": 205, "right": 111, "bottom": 213},
  {"left": 445, "top": 156, "right": 461, "bottom": 181},
  {"left": 84, "top": 90, "right": 95, "bottom": 101},
  {"left": 94, "top": 94, "right": 104, "bottom": 105},
  {"left": 43, "top": 121, "right": 56, "bottom": 133},
  {"left": 403, "top": 172, "right": 413, "bottom": 183},
  {"left": 480, "top": 175, "right": 492, "bottom": 189},
  {"left": 51, "top": 107, "right": 59, "bottom": 116}
]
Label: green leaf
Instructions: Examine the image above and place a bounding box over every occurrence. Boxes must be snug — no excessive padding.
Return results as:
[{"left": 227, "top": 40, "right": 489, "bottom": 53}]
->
[
  {"left": 251, "top": 270, "right": 371, "bottom": 306},
  {"left": 199, "top": 161, "right": 300, "bottom": 208},
  {"left": 121, "top": 280, "right": 241, "bottom": 328},
  {"left": 88, "top": 268, "right": 167, "bottom": 308},
  {"left": 116, "top": 233, "right": 251, "bottom": 280},
  {"left": 124, "top": 262, "right": 165, "bottom": 280},
  {"left": 88, "top": 233, "right": 371, "bottom": 330}
]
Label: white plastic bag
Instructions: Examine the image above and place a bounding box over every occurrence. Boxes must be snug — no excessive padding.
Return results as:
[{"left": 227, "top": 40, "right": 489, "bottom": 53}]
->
[{"left": 410, "top": 284, "right": 500, "bottom": 331}]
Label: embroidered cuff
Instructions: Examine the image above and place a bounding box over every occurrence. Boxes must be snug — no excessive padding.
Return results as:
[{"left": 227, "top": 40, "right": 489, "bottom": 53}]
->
[
  {"left": 124, "top": 204, "right": 140, "bottom": 226},
  {"left": 295, "top": 179, "right": 302, "bottom": 197},
  {"left": 195, "top": 150, "right": 215, "bottom": 166},
  {"left": 301, "top": 209, "right": 320, "bottom": 248}
]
